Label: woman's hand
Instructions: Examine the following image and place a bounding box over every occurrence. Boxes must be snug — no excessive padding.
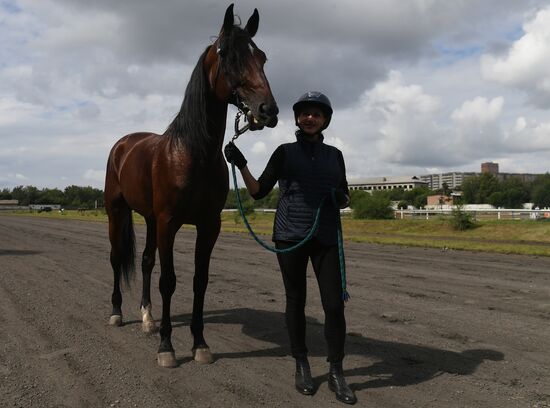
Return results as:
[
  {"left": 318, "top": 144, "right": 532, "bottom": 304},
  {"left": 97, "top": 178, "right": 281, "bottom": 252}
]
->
[
  {"left": 224, "top": 142, "right": 248, "bottom": 170},
  {"left": 332, "top": 189, "right": 350, "bottom": 209}
]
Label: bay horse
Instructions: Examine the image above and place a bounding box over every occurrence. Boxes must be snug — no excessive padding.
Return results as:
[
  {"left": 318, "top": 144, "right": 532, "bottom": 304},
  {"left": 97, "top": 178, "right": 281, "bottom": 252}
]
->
[{"left": 104, "top": 4, "right": 278, "bottom": 368}]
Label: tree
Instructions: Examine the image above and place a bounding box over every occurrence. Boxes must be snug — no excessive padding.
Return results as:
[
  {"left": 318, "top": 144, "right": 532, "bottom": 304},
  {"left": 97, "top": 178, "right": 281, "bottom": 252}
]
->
[
  {"left": 401, "top": 186, "right": 430, "bottom": 208},
  {"left": 450, "top": 206, "right": 478, "bottom": 230},
  {"left": 349, "top": 189, "right": 369, "bottom": 206},
  {"left": 487, "top": 191, "right": 505, "bottom": 208},
  {"left": 532, "top": 174, "right": 550, "bottom": 208},
  {"left": 225, "top": 187, "right": 254, "bottom": 212},
  {"left": 253, "top": 188, "right": 279, "bottom": 208},
  {"left": 37, "top": 188, "right": 64, "bottom": 205},
  {"left": 63, "top": 185, "right": 103, "bottom": 208},
  {"left": 476, "top": 173, "right": 501, "bottom": 203},
  {"left": 0, "top": 188, "right": 12, "bottom": 199},
  {"left": 397, "top": 200, "right": 409, "bottom": 210},
  {"left": 351, "top": 191, "right": 394, "bottom": 219},
  {"left": 387, "top": 188, "right": 405, "bottom": 201},
  {"left": 461, "top": 177, "right": 479, "bottom": 203},
  {"left": 11, "top": 185, "right": 39, "bottom": 206},
  {"left": 461, "top": 174, "right": 501, "bottom": 204},
  {"left": 500, "top": 177, "right": 529, "bottom": 208}
]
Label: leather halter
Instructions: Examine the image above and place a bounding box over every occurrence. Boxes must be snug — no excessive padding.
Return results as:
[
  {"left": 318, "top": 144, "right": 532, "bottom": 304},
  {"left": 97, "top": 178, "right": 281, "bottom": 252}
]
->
[{"left": 212, "top": 42, "right": 253, "bottom": 138}]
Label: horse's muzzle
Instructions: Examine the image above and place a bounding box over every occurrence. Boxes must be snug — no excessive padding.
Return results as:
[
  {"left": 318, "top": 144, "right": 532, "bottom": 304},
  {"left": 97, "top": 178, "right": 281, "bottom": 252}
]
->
[{"left": 258, "top": 102, "right": 279, "bottom": 128}]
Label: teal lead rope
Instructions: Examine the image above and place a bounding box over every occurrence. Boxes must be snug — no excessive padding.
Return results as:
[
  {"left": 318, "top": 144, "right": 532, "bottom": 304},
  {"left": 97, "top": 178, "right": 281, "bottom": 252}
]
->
[
  {"left": 331, "top": 189, "right": 350, "bottom": 302},
  {"left": 231, "top": 162, "right": 325, "bottom": 253},
  {"left": 230, "top": 162, "right": 350, "bottom": 301}
]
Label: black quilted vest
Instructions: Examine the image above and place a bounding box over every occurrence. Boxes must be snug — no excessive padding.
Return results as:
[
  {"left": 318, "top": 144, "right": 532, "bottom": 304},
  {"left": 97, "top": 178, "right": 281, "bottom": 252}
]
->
[{"left": 273, "top": 133, "right": 343, "bottom": 246}]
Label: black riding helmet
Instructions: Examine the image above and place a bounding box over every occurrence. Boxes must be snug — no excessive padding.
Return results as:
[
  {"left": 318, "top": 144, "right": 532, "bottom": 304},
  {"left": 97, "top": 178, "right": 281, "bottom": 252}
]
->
[{"left": 292, "top": 91, "right": 333, "bottom": 130}]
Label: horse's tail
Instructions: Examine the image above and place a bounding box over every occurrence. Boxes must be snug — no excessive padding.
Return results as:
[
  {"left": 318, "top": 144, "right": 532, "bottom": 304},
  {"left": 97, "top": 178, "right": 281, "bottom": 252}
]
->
[{"left": 118, "top": 209, "right": 136, "bottom": 286}]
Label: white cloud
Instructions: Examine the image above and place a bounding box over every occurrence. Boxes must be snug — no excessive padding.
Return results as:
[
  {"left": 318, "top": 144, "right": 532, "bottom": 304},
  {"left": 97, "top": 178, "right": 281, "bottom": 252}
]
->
[
  {"left": 514, "top": 116, "right": 527, "bottom": 132},
  {"left": 251, "top": 141, "right": 267, "bottom": 154},
  {"left": 451, "top": 96, "right": 504, "bottom": 124},
  {"left": 481, "top": 6, "right": 550, "bottom": 107},
  {"left": 503, "top": 118, "right": 550, "bottom": 152},
  {"left": 2, "top": 0, "right": 550, "bottom": 189},
  {"left": 83, "top": 169, "right": 105, "bottom": 182},
  {"left": 362, "top": 71, "right": 441, "bottom": 117},
  {"left": 356, "top": 71, "right": 451, "bottom": 167}
]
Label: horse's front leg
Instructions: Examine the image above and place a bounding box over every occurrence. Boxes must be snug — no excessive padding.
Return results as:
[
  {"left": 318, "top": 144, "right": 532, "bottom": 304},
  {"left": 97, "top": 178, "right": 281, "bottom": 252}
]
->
[
  {"left": 141, "top": 217, "right": 157, "bottom": 334},
  {"left": 191, "top": 216, "right": 221, "bottom": 364},
  {"left": 156, "top": 217, "right": 178, "bottom": 368}
]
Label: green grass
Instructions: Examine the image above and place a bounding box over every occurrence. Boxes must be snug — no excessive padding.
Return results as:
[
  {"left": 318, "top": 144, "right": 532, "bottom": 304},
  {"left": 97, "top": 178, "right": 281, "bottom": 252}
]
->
[{"left": 3, "top": 210, "right": 550, "bottom": 256}]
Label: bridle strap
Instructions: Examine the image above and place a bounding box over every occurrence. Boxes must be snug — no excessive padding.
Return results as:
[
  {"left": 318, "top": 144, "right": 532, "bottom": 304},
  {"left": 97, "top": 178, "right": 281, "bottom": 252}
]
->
[{"left": 212, "top": 41, "right": 252, "bottom": 140}]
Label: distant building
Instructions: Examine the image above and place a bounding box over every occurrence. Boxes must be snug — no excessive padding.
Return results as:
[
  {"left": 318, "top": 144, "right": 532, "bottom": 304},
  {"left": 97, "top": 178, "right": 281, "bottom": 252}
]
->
[
  {"left": 0, "top": 199, "right": 18, "bottom": 205},
  {"left": 29, "top": 204, "right": 61, "bottom": 211},
  {"left": 421, "top": 162, "right": 545, "bottom": 190},
  {"left": 355, "top": 162, "right": 545, "bottom": 194},
  {"left": 426, "top": 195, "right": 453, "bottom": 208},
  {"left": 497, "top": 172, "right": 540, "bottom": 184},
  {"left": 419, "top": 172, "right": 477, "bottom": 190},
  {"left": 481, "top": 162, "right": 499, "bottom": 174},
  {"left": 349, "top": 176, "right": 428, "bottom": 192},
  {"left": 0, "top": 199, "right": 22, "bottom": 211}
]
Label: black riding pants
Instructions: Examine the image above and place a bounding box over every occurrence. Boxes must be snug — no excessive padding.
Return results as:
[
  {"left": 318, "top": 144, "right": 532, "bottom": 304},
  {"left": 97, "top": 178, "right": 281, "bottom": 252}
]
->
[{"left": 275, "top": 239, "right": 346, "bottom": 363}]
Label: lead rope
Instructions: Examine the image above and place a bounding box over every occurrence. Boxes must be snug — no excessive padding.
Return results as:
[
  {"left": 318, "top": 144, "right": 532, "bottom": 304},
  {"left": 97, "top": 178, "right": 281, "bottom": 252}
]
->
[
  {"left": 230, "top": 112, "right": 349, "bottom": 301},
  {"left": 231, "top": 161, "right": 325, "bottom": 253},
  {"left": 331, "top": 189, "right": 350, "bottom": 301}
]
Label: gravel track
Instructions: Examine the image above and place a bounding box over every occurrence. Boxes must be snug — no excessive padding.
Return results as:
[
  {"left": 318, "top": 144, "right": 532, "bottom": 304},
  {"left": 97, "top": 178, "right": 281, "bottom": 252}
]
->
[{"left": 1, "top": 215, "right": 549, "bottom": 407}]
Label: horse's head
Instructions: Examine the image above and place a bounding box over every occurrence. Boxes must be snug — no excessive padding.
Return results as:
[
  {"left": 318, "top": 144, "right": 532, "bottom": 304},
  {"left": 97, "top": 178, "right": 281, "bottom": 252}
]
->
[{"left": 205, "top": 4, "right": 278, "bottom": 130}]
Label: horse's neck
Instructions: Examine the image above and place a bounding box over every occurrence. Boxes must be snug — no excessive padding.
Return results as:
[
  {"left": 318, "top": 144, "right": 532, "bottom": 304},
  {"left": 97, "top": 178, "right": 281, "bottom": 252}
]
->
[{"left": 205, "top": 94, "right": 229, "bottom": 153}]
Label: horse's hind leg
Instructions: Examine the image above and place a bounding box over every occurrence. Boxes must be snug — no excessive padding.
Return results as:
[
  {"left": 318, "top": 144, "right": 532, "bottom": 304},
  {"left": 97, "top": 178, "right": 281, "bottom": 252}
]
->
[
  {"left": 107, "top": 200, "right": 132, "bottom": 327},
  {"left": 156, "top": 216, "right": 178, "bottom": 368},
  {"left": 191, "top": 216, "right": 221, "bottom": 364},
  {"left": 140, "top": 217, "right": 157, "bottom": 334},
  {"left": 109, "top": 247, "right": 123, "bottom": 326}
]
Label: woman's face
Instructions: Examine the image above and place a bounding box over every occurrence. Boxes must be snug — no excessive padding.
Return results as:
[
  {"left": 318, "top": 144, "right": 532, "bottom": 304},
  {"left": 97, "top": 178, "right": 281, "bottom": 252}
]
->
[{"left": 297, "top": 106, "right": 326, "bottom": 136}]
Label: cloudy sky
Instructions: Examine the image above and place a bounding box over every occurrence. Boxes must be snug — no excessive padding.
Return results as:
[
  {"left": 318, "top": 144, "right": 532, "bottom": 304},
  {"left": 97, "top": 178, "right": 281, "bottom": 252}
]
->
[{"left": 1, "top": 0, "right": 550, "bottom": 189}]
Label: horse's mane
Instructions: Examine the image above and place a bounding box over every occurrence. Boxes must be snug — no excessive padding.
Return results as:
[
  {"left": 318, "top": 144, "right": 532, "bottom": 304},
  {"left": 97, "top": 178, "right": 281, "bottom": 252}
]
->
[
  {"left": 164, "top": 24, "right": 253, "bottom": 165},
  {"left": 164, "top": 46, "right": 212, "bottom": 164}
]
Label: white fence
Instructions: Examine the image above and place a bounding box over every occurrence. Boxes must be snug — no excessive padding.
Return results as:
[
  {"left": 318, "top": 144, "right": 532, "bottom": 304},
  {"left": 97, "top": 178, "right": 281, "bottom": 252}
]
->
[
  {"left": 0, "top": 205, "right": 27, "bottom": 211},
  {"left": 395, "top": 208, "right": 550, "bottom": 221}
]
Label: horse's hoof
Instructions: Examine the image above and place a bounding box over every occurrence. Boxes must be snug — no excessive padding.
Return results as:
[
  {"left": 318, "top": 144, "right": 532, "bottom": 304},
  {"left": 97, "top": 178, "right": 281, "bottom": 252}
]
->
[
  {"left": 142, "top": 321, "right": 158, "bottom": 334},
  {"left": 193, "top": 347, "right": 214, "bottom": 364},
  {"left": 109, "top": 314, "right": 123, "bottom": 326},
  {"left": 141, "top": 305, "right": 157, "bottom": 333},
  {"left": 157, "top": 352, "right": 178, "bottom": 368}
]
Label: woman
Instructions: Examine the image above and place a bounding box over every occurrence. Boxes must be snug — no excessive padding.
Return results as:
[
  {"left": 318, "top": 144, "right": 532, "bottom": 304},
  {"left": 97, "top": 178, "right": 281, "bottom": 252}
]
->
[{"left": 224, "top": 92, "right": 356, "bottom": 405}]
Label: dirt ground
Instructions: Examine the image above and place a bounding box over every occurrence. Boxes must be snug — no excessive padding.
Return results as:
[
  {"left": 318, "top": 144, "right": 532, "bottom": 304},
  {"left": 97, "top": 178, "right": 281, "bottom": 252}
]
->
[{"left": 0, "top": 215, "right": 549, "bottom": 408}]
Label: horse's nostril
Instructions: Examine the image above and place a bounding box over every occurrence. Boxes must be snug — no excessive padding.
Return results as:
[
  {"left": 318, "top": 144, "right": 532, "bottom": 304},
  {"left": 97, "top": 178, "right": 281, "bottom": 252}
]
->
[
  {"left": 259, "top": 103, "right": 268, "bottom": 114},
  {"left": 259, "top": 103, "right": 279, "bottom": 117}
]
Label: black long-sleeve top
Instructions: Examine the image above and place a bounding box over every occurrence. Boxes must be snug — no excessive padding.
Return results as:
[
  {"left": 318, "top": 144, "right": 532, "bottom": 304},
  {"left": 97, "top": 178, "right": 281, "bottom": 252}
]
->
[{"left": 251, "top": 136, "right": 350, "bottom": 202}]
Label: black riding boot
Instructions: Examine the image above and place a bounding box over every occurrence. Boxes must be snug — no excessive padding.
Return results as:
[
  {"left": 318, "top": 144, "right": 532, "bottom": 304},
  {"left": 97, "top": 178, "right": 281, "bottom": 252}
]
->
[
  {"left": 295, "top": 357, "right": 315, "bottom": 395},
  {"left": 328, "top": 362, "right": 357, "bottom": 405}
]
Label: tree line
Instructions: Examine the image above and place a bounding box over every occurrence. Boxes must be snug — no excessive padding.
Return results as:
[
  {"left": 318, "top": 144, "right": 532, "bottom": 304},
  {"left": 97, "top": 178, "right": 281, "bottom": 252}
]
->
[
  {"left": 2, "top": 173, "right": 549, "bottom": 214},
  {"left": 0, "top": 185, "right": 104, "bottom": 209},
  {"left": 460, "top": 173, "right": 550, "bottom": 208}
]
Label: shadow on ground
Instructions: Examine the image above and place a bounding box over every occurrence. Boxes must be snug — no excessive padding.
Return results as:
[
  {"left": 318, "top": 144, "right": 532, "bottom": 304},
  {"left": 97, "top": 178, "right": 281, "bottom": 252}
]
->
[
  {"left": 0, "top": 249, "right": 43, "bottom": 256},
  {"left": 171, "top": 307, "right": 504, "bottom": 390}
]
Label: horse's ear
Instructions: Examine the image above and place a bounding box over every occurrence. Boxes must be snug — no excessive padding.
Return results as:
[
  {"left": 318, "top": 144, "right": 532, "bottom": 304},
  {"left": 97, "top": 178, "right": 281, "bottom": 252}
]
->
[
  {"left": 245, "top": 8, "right": 259, "bottom": 37},
  {"left": 223, "top": 3, "right": 234, "bottom": 33}
]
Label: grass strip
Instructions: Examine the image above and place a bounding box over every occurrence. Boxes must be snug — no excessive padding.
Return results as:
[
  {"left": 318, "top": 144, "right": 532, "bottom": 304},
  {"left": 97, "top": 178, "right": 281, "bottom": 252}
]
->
[{"left": 2, "top": 210, "right": 549, "bottom": 256}]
